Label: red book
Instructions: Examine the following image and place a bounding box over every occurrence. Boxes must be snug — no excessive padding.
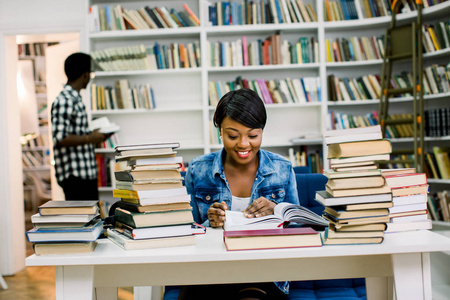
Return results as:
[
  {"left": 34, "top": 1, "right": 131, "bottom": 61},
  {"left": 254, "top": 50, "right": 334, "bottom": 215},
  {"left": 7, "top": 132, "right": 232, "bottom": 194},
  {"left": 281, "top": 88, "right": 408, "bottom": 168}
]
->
[
  {"left": 223, "top": 227, "right": 322, "bottom": 251},
  {"left": 384, "top": 173, "right": 427, "bottom": 189}
]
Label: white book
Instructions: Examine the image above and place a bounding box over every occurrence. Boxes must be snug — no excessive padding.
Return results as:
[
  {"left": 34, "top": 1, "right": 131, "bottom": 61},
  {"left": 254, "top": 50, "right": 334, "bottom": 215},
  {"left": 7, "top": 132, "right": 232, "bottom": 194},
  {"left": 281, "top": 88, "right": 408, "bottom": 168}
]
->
[
  {"left": 389, "top": 202, "right": 427, "bottom": 214},
  {"left": 329, "top": 153, "right": 390, "bottom": 165},
  {"left": 392, "top": 193, "right": 428, "bottom": 206},
  {"left": 31, "top": 213, "right": 99, "bottom": 224},
  {"left": 325, "top": 132, "right": 383, "bottom": 145},
  {"left": 324, "top": 124, "right": 381, "bottom": 137},
  {"left": 390, "top": 214, "right": 429, "bottom": 224},
  {"left": 315, "top": 190, "right": 392, "bottom": 206},
  {"left": 385, "top": 220, "right": 432, "bottom": 233},
  {"left": 292, "top": 78, "right": 307, "bottom": 103}
]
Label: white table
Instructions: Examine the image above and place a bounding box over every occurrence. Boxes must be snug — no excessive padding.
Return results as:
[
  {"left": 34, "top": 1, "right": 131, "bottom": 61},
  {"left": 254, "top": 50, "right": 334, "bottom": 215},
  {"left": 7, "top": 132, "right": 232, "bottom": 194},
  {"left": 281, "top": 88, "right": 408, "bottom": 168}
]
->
[{"left": 25, "top": 229, "right": 450, "bottom": 300}]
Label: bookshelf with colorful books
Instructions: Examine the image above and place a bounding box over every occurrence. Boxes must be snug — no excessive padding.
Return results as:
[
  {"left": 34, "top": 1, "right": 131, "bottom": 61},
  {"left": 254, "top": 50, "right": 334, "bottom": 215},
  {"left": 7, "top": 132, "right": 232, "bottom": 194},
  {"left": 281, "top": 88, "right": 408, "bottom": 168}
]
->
[{"left": 86, "top": 0, "right": 450, "bottom": 185}]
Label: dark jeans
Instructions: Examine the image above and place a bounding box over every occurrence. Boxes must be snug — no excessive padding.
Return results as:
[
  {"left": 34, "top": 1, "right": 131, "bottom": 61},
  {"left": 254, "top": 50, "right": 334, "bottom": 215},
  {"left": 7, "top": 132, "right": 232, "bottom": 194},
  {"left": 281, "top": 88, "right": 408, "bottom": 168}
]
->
[{"left": 59, "top": 176, "right": 99, "bottom": 200}]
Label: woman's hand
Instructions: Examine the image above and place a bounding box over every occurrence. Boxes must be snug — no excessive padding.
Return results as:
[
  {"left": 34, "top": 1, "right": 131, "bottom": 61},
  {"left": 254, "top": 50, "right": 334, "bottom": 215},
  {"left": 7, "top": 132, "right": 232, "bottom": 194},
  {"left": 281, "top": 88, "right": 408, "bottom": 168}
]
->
[
  {"left": 207, "top": 201, "right": 229, "bottom": 228},
  {"left": 243, "top": 197, "right": 276, "bottom": 218}
]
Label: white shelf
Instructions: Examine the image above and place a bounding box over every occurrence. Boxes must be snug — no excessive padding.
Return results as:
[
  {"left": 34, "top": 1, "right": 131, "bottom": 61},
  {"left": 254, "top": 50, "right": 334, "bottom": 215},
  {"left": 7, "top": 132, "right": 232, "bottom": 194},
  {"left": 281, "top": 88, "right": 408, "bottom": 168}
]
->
[
  {"left": 94, "top": 68, "right": 202, "bottom": 77},
  {"left": 89, "top": 27, "right": 201, "bottom": 40},
  {"left": 207, "top": 63, "right": 320, "bottom": 72},
  {"left": 326, "top": 60, "right": 383, "bottom": 68},
  {"left": 91, "top": 105, "right": 203, "bottom": 115},
  {"left": 427, "top": 179, "right": 450, "bottom": 184}
]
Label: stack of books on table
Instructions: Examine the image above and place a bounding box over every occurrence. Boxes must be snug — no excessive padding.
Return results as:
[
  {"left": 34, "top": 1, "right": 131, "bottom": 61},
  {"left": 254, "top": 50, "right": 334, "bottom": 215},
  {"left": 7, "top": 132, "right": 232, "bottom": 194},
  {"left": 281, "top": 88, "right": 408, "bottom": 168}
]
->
[
  {"left": 317, "top": 125, "right": 393, "bottom": 245},
  {"left": 223, "top": 202, "right": 328, "bottom": 251},
  {"left": 381, "top": 168, "right": 432, "bottom": 233},
  {"left": 26, "top": 201, "right": 103, "bottom": 255},
  {"left": 107, "top": 142, "right": 197, "bottom": 250}
]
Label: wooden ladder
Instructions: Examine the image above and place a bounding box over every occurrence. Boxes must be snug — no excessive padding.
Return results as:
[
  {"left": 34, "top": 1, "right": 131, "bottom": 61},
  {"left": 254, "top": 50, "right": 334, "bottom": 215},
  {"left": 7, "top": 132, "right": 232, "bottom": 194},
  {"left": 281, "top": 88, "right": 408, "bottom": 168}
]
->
[{"left": 378, "top": 0, "right": 425, "bottom": 172}]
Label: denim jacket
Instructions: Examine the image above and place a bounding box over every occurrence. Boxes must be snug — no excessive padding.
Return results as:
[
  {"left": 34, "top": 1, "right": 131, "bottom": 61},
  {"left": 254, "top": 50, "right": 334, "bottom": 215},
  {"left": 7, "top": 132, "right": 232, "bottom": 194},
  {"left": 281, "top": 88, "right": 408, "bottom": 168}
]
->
[{"left": 185, "top": 149, "right": 300, "bottom": 294}]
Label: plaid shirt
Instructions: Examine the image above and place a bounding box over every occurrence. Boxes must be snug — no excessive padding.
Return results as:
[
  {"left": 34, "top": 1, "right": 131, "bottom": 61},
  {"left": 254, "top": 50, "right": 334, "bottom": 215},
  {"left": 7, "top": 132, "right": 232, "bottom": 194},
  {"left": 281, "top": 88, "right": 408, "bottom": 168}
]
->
[{"left": 51, "top": 85, "right": 97, "bottom": 183}]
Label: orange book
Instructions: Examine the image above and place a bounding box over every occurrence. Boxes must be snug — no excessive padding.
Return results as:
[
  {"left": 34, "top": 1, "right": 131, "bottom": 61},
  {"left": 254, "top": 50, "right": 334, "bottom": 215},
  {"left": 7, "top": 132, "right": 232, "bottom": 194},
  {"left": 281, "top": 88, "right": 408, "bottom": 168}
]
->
[
  {"left": 179, "top": 44, "right": 186, "bottom": 68},
  {"left": 182, "top": 4, "right": 200, "bottom": 26}
]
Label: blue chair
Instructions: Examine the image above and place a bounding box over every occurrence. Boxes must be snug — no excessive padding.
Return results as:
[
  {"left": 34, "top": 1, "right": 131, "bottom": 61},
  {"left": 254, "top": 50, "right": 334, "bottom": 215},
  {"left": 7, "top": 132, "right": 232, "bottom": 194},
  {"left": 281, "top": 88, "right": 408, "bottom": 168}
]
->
[{"left": 163, "top": 173, "right": 366, "bottom": 300}]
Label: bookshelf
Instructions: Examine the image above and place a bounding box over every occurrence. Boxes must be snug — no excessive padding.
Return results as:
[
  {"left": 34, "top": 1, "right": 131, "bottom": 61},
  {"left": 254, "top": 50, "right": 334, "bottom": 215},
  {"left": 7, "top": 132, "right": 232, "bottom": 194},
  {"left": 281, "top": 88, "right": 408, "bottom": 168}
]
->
[{"left": 86, "top": 0, "right": 450, "bottom": 200}]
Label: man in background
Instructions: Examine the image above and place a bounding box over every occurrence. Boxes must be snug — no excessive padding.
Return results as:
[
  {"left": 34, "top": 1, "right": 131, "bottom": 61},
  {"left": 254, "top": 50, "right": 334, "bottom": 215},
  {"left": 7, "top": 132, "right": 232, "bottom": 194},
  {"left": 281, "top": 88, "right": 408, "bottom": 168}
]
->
[{"left": 51, "top": 52, "right": 110, "bottom": 200}]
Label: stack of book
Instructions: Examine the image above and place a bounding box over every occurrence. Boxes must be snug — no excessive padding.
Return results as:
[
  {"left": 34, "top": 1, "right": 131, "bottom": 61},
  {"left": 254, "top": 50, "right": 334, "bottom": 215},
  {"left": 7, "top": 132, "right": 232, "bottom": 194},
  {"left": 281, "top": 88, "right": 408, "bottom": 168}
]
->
[
  {"left": 381, "top": 168, "right": 432, "bottom": 233},
  {"left": 26, "top": 201, "right": 103, "bottom": 255},
  {"left": 317, "top": 125, "right": 393, "bottom": 245},
  {"left": 108, "top": 142, "right": 197, "bottom": 250}
]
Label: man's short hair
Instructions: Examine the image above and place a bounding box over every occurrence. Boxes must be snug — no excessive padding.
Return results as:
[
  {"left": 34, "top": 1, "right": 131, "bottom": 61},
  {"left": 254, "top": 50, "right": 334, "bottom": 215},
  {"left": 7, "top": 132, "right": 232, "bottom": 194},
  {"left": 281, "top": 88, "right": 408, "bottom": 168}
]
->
[{"left": 64, "top": 52, "right": 91, "bottom": 81}]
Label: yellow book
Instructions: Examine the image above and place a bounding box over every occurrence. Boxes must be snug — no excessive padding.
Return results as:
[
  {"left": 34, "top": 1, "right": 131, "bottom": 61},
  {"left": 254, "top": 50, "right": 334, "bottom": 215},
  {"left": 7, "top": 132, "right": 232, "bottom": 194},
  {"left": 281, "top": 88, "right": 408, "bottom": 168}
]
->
[
  {"left": 327, "top": 139, "right": 392, "bottom": 158},
  {"left": 427, "top": 27, "right": 441, "bottom": 51},
  {"left": 326, "top": 39, "right": 332, "bottom": 62}
]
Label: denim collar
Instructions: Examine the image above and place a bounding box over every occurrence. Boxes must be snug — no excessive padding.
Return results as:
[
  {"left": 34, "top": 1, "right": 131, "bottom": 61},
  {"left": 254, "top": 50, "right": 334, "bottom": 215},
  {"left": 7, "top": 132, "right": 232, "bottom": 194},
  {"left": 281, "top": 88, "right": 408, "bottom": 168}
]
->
[{"left": 212, "top": 148, "right": 276, "bottom": 178}]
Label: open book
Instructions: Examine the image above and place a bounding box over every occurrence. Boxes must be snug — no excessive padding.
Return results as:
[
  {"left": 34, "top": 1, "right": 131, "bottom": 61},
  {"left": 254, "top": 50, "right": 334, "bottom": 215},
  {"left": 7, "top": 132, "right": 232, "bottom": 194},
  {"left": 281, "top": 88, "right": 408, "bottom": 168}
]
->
[{"left": 224, "top": 202, "right": 329, "bottom": 231}]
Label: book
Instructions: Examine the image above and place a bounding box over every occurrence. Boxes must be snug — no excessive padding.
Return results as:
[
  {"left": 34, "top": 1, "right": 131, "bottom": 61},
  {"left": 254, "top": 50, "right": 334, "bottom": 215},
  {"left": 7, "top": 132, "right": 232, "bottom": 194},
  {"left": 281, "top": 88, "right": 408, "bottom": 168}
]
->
[
  {"left": 328, "top": 154, "right": 390, "bottom": 165},
  {"left": 115, "top": 222, "right": 193, "bottom": 240},
  {"left": 388, "top": 202, "right": 427, "bottom": 214},
  {"left": 315, "top": 190, "right": 392, "bottom": 206},
  {"left": 383, "top": 173, "right": 427, "bottom": 188},
  {"left": 326, "top": 176, "right": 385, "bottom": 190},
  {"left": 333, "top": 164, "right": 379, "bottom": 172},
  {"left": 380, "top": 168, "right": 416, "bottom": 176},
  {"left": 115, "top": 180, "right": 184, "bottom": 191},
  {"left": 390, "top": 214, "right": 429, "bottom": 223},
  {"left": 120, "top": 193, "right": 191, "bottom": 206},
  {"left": 385, "top": 220, "right": 432, "bottom": 233},
  {"left": 127, "top": 156, "right": 183, "bottom": 166},
  {"left": 324, "top": 207, "right": 389, "bottom": 219},
  {"left": 223, "top": 202, "right": 328, "bottom": 231},
  {"left": 324, "top": 214, "right": 390, "bottom": 226},
  {"left": 116, "top": 152, "right": 178, "bottom": 161},
  {"left": 331, "top": 201, "right": 393, "bottom": 211},
  {"left": 116, "top": 147, "right": 177, "bottom": 158},
  {"left": 391, "top": 184, "right": 429, "bottom": 197},
  {"left": 106, "top": 228, "right": 195, "bottom": 250},
  {"left": 38, "top": 201, "right": 99, "bottom": 216},
  {"left": 33, "top": 241, "right": 98, "bottom": 255},
  {"left": 89, "top": 116, "right": 120, "bottom": 134},
  {"left": 325, "top": 184, "right": 391, "bottom": 197},
  {"left": 324, "top": 227, "right": 384, "bottom": 239},
  {"left": 31, "top": 213, "right": 100, "bottom": 224},
  {"left": 324, "top": 169, "right": 382, "bottom": 179},
  {"left": 26, "top": 219, "right": 104, "bottom": 242},
  {"left": 115, "top": 142, "right": 180, "bottom": 153},
  {"left": 324, "top": 125, "right": 382, "bottom": 144},
  {"left": 115, "top": 200, "right": 191, "bottom": 213},
  {"left": 327, "top": 139, "right": 392, "bottom": 158},
  {"left": 114, "top": 169, "right": 181, "bottom": 181},
  {"left": 113, "top": 187, "right": 187, "bottom": 200},
  {"left": 329, "top": 222, "right": 387, "bottom": 232},
  {"left": 114, "top": 207, "right": 194, "bottom": 228},
  {"left": 392, "top": 193, "right": 427, "bottom": 206},
  {"left": 223, "top": 227, "right": 322, "bottom": 251},
  {"left": 321, "top": 233, "right": 383, "bottom": 245}
]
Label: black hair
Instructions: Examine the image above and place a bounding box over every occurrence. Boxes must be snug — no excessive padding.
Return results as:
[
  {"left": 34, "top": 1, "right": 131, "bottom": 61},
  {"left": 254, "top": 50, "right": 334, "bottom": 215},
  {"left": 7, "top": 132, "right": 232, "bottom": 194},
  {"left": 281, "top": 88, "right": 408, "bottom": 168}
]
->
[
  {"left": 64, "top": 52, "right": 91, "bottom": 81},
  {"left": 213, "top": 88, "right": 267, "bottom": 129}
]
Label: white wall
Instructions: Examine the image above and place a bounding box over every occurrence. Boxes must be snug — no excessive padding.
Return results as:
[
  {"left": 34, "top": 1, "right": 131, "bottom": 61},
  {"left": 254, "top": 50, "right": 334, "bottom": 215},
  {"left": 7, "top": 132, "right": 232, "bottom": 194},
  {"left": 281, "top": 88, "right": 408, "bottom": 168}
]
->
[{"left": 0, "top": 0, "right": 86, "bottom": 275}]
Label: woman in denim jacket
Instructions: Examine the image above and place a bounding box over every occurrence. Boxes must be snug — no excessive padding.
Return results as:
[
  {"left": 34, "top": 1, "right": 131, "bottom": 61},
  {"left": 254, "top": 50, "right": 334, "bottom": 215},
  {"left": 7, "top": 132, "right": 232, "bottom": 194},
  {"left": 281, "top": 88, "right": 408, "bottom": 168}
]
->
[{"left": 180, "top": 88, "right": 300, "bottom": 300}]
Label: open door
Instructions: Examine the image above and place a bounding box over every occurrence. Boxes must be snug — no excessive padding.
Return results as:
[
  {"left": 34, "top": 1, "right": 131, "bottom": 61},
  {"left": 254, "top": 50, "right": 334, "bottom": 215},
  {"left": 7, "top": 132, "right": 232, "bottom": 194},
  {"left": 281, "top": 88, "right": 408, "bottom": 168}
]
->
[{"left": 45, "top": 40, "right": 79, "bottom": 200}]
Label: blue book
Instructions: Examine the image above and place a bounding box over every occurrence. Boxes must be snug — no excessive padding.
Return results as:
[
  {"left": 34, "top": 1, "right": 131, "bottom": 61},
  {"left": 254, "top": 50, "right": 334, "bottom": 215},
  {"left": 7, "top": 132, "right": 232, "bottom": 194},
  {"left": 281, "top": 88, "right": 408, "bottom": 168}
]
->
[
  {"left": 231, "top": 1, "right": 239, "bottom": 25},
  {"left": 316, "top": 79, "right": 322, "bottom": 102},
  {"left": 237, "top": 2, "right": 243, "bottom": 25},
  {"left": 104, "top": 5, "right": 113, "bottom": 30},
  {"left": 171, "top": 8, "right": 189, "bottom": 27},
  {"left": 153, "top": 43, "right": 163, "bottom": 69},
  {"left": 339, "top": 0, "right": 350, "bottom": 20},
  {"left": 343, "top": 78, "right": 355, "bottom": 100},
  {"left": 26, "top": 218, "right": 104, "bottom": 243},
  {"left": 220, "top": 42, "right": 226, "bottom": 66},
  {"left": 274, "top": 0, "right": 284, "bottom": 23},
  {"left": 223, "top": 2, "right": 231, "bottom": 25},
  {"left": 161, "top": 45, "right": 168, "bottom": 69},
  {"left": 215, "top": 81, "right": 223, "bottom": 99},
  {"left": 150, "top": 86, "right": 156, "bottom": 108},
  {"left": 300, "top": 78, "right": 310, "bottom": 102},
  {"left": 209, "top": 5, "right": 217, "bottom": 26}
]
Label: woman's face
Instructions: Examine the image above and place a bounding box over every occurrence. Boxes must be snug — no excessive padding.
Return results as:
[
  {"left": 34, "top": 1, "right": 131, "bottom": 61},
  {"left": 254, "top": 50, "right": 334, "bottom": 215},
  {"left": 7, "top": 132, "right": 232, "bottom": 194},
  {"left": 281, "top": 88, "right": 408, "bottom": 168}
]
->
[{"left": 220, "top": 116, "right": 263, "bottom": 166}]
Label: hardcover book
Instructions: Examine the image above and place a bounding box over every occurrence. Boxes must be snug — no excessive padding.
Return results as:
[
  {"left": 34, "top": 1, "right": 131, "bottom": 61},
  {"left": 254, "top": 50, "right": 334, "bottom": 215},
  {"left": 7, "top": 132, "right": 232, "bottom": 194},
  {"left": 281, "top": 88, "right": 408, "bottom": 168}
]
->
[
  {"left": 106, "top": 228, "right": 195, "bottom": 250},
  {"left": 324, "top": 125, "right": 382, "bottom": 145},
  {"left": 26, "top": 219, "right": 104, "bottom": 242},
  {"left": 315, "top": 190, "right": 392, "bottom": 206},
  {"left": 325, "top": 184, "right": 391, "bottom": 197},
  {"left": 115, "top": 200, "right": 191, "bottom": 213},
  {"left": 327, "top": 139, "right": 392, "bottom": 158},
  {"left": 115, "top": 222, "right": 193, "bottom": 240},
  {"left": 223, "top": 227, "right": 322, "bottom": 251},
  {"left": 33, "top": 241, "right": 98, "bottom": 256},
  {"left": 383, "top": 173, "right": 427, "bottom": 188},
  {"left": 38, "top": 201, "right": 99, "bottom": 216},
  {"left": 114, "top": 207, "right": 194, "bottom": 228},
  {"left": 326, "top": 175, "right": 385, "bottom": 190}
]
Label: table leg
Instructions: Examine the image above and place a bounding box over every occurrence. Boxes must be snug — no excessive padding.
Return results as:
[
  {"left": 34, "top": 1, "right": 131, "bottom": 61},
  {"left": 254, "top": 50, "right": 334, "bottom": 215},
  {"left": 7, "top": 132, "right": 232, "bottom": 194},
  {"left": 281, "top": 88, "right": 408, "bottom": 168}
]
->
[
  {"left": 366, "top": 277, "right": 394, "bottom": 300},
  {"left": 392, "top": 253, "right": 431, "bottom": 300},
  {"left": 55, "top": 266, "right": 95, "bottom": 300}
]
